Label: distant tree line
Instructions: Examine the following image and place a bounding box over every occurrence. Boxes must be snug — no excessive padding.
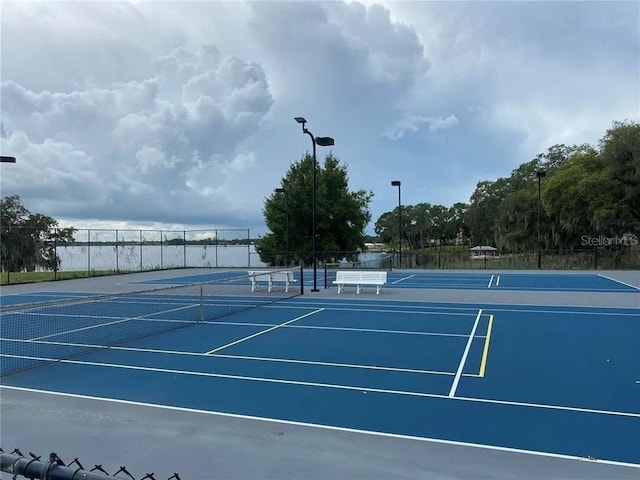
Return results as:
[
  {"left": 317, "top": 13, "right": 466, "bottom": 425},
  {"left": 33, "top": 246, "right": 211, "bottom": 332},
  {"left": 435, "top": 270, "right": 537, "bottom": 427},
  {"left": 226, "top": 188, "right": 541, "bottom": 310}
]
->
[{"left": 375, "top": 120, "right": 640, "bottom": 252}]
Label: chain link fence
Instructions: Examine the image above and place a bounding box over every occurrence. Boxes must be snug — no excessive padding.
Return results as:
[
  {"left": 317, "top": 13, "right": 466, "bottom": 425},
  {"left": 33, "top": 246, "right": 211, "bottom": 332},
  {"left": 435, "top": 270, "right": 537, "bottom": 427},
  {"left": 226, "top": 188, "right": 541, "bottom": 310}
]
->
[
  {"left": 0, "top": 227, "right": 266, "bottom": 284},
  {"left": 1, "top": 448, "right": 181, "bottom": 480}
]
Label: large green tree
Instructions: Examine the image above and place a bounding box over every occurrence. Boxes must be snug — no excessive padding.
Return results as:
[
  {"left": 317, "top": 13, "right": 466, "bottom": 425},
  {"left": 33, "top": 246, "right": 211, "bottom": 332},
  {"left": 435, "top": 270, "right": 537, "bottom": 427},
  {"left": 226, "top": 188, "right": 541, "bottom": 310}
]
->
[
  {"left": 256, "top": 153, "right": 373, "bottom": 266},
  {"left": 0, "top": 195, "right": 76, "bottom": 272}
]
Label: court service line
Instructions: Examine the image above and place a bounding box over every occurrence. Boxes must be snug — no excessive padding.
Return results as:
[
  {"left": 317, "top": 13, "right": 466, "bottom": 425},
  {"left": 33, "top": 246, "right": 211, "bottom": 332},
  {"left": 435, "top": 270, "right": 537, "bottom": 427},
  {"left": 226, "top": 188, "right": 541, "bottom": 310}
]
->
[
  {"left": 597, "top": 274, "right": 640, "bottom": 291},
  {"left": 265, "top": 300, "right": 640, "bottom": 317},
  {"left": 487, "top": 275, "right": 494, "bottom": 288},
  {"left": 29, "top": 304, "right": 198, "bottom": 341},
  {"left": 205, "top": 308, "right": 325, "bottom": 355},
  {"left": 449, "top": 309, "right": 483, "bottom": 397},
  {"left": 2, "top": 386, "right": 639, "bottom": 470},
  {"left": 391, "top": 274, "right": 416, "bottom": 285},
  {"left": 0, "top": 344, "right": 457, "bottom": 376},
  {"left": 2, "top": 356, "right": 639, "bottom": 419},
  {"left": 478, "top": 315, "right": 494, "bottom": 378}
]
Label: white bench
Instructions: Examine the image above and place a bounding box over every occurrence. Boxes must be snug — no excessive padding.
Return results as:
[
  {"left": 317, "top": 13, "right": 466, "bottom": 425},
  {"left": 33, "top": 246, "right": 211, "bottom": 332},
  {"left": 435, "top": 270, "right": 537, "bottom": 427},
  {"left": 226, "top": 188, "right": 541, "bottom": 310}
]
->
[
  {"left": 248, "top": 270, "right": 297, "bottom": 293},
  {"left": 332, "top": 270, "right": 387, "bottom": 294}
]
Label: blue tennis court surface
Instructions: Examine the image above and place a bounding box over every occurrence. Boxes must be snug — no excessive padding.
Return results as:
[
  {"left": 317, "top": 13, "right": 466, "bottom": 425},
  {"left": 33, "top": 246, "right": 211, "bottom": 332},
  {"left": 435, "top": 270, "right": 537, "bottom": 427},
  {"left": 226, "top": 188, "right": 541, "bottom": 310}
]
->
[
  {"left": 132, "top": 269, "right": 640, "bottom": 293},
  {"left": 1, "top": 291, "right": 639, "bottom": 466}
]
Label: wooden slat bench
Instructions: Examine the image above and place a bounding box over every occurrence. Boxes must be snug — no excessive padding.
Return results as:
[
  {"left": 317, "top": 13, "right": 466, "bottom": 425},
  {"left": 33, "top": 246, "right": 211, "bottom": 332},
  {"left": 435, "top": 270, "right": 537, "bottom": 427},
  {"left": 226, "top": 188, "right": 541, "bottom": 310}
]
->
[
  {"left": 248, "top": 270, "right": 297, "bottom": 293},
  {"left": 332, "top": 270, "right": 387, "bottom": 294}
]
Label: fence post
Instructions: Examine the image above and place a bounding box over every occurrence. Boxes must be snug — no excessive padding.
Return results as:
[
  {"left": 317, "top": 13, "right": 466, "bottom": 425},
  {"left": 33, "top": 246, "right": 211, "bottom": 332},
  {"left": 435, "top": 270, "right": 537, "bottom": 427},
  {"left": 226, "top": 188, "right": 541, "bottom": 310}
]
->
[
  {"left": 88, "top": 229, "right": 91, "bottom": 274},
  {"left": 183, "top": 230, "right": 186, "bottom": 268},
  {"left": 54, "top": 228, "right": 58, "bottom": 280},
  {"left": 160, "top": 230, "right": 163, "bottom": 269},
  {"left": 139, "top": 230, "right": 143, "bottom": 271},
  {"left": 115, "top": 229, "right": 119, "bottom": 273}
]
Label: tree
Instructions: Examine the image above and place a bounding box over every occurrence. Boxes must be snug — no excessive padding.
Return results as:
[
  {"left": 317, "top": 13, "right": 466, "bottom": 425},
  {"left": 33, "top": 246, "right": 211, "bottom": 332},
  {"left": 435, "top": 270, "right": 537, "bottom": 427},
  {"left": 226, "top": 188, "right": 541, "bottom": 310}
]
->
[
  {"left": 598, "top": 120, "right": 640, "bottom": 224},
  {"left": 256, "top": 153, "right": 373, "bottom": 266},
  {"left": 0, "top": 195, "right": 76, "bottom": 273}
]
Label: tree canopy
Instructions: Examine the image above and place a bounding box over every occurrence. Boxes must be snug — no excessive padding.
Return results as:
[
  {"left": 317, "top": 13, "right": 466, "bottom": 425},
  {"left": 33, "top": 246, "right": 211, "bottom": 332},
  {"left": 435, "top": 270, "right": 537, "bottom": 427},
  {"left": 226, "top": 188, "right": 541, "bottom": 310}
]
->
[
  {"left": 0, "top": 195, "right": 76, "bottom": 273},
  {"left": 256, "top": 153, "right": 373, "bottom": 265},
  {"left": 374, "top": 120, "right": 640, "bottom": 252}
]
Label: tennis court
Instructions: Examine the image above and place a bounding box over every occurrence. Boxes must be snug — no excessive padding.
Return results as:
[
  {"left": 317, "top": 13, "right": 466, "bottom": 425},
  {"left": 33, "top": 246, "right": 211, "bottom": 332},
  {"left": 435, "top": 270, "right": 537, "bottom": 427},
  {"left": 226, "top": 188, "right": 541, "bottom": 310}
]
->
[
  {"left": 130, "top": 268, "right": 640, "bottom": 293},
  {"left": 1, "top": 271, "right": 639, "bottom": 470}
]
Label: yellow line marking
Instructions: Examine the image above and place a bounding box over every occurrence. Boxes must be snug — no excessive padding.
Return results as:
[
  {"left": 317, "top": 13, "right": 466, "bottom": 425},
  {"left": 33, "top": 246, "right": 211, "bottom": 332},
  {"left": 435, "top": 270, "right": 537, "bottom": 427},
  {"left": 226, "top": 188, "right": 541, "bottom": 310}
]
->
[{"left": 478, "top": 314, "right": 494, "bottom": 378}]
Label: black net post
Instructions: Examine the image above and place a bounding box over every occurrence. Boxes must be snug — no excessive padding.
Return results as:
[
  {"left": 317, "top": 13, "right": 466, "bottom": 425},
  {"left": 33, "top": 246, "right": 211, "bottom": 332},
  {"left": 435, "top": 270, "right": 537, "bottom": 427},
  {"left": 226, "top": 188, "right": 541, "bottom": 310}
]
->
[{"left": 324, "top": 263, "right": 327, "bottom": 289}]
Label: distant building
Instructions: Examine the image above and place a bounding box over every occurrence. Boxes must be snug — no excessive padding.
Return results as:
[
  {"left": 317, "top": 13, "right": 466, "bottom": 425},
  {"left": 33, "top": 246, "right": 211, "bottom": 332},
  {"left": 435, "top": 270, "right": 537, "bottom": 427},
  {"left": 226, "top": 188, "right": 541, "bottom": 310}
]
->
[{"left": 470, "top": 245, "right": 498, "bottom": 259}]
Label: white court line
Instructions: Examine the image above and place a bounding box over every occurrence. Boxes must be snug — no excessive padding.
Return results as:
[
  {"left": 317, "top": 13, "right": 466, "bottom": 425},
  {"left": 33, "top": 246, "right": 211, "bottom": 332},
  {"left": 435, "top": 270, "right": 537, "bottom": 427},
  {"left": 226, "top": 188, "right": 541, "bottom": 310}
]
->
[
  {"left": 449, "top": 309, "right": 483, "bottom": 397},
  {"left": 2, "top": 386, "right": 638, "bottom": 470},
  {"left": 487, "top": 275, "right": 494, "bottom": 288},
  {"left": 0, "top": 341, "right": 458, "bottom": 376},
  {"left": 262, "top": 300, "right": 640, "bottom": 316},
  {"left": 1, "top": 357, "right": 638, "bottom": 419},
  {"left": 29, "top": 304, "right": 198, "bottom": 341},
  {"left": 392, "top": 274, "right": 416, "bottom": 285},
  {"left": 597, "top": 274, "right": 640, "bottom": 291},
  {"left": 496, "top": 275, "right": 500, "bottom": 287},
  {"left": 205, "top": 308, "right": 325, "bottom": 355}
]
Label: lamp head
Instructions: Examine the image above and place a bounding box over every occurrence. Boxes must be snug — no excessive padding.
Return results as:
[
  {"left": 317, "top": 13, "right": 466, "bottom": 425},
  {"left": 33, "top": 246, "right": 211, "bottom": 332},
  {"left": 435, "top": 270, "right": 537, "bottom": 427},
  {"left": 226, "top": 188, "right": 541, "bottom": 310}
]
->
[{"left": 316, "top": 136, "right": 335, "bottom": 147}]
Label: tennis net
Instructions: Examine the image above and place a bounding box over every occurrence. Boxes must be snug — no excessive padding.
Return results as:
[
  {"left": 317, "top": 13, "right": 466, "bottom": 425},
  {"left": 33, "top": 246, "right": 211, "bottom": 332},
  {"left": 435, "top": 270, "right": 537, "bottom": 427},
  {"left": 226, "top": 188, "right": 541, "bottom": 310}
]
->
[{"left": 0, "top": 268, "right": 303, "bottom": 376}]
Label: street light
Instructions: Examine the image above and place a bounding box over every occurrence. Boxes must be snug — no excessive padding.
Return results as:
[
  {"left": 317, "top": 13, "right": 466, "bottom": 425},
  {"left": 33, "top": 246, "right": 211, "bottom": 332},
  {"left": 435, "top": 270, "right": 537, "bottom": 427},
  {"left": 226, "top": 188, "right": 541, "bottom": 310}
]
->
[
  {"left": 275, "top": 187, "right": 289, "bottom": 265},
  {"left": 391, "top": 181, "right": 402, "bottom": 268},
  {"left": 1, "top": 156, "right": 16, "bottom": 163},
  {"left": 536, "top": 170, "right": 546, "bottom": 269},
  {"left": 294, "top": 117, "right": 335, "bottom": 292}
]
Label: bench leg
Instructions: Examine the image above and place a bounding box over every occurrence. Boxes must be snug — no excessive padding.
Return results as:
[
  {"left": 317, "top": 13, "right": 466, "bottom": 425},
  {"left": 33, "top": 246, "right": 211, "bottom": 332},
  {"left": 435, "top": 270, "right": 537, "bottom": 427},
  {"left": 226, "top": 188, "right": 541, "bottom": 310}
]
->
[
  {"left": 356, "top": 284, "right": 361, "bottom": 294},
  {"left": 376, "top": 285, "right": 381, "bottom": 294}
]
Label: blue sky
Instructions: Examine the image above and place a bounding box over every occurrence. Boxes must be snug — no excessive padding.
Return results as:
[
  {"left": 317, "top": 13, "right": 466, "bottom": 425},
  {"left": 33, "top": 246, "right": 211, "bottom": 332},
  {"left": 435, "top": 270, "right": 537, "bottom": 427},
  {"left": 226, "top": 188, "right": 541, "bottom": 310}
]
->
[{"left": 1, "top": 0, "right": 638, "bottom": 236}]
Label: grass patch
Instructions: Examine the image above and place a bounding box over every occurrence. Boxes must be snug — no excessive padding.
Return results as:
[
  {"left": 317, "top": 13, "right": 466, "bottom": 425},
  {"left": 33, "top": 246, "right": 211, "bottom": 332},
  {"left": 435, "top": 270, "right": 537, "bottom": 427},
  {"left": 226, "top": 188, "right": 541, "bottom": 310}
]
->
[{"left": 1, "top": 270, "right": 120, "bottom": 285}]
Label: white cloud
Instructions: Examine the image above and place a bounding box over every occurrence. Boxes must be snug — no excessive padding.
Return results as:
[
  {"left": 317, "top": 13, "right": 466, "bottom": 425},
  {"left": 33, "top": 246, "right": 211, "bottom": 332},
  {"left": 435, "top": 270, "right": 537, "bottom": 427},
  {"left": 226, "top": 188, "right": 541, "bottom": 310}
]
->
[
  {"left": 1, "top": 0, "right": 638, "bottom": 236},
  {"left": 384, "top": 114, "right": 459, "bottom": 140}
]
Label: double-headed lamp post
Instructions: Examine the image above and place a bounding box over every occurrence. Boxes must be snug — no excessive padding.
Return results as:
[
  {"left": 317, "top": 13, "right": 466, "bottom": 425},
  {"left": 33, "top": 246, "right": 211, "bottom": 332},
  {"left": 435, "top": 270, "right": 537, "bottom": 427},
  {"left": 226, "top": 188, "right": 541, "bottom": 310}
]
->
[
  {"left": 391, "top": 181, "right": 402, "bottom": 268},
  {"left": 536, "top": 170, "right": 546, "bottom": 269},
  {"left": 294, "top": 117, "right": 334, "bottom": 292}
]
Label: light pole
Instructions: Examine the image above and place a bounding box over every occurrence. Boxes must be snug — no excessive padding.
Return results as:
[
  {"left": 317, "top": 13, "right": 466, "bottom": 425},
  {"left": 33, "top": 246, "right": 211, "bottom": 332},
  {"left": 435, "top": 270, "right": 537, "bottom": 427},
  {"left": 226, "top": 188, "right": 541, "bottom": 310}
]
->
[
  {"left": 536, "top": 170, "right": 546, "bottom": 269},
  {"left": 275, "top": 188, "right": 289, "bottom": 265},
  {"left": 391, "top": 180, "right": 401, "bottom": 268},
  {"left": 294, "top": 117, "right": 334, "bottom": 292}
]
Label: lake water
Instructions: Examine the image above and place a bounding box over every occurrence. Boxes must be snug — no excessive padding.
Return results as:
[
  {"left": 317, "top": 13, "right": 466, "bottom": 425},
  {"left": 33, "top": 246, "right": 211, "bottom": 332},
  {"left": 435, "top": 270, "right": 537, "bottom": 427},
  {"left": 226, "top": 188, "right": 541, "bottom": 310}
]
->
[
  {"left": 53, "top": 245, "right": 389, "bottom": 272},
  {"left": 55, "top": 244, "right": 266, "bottom": 271}
]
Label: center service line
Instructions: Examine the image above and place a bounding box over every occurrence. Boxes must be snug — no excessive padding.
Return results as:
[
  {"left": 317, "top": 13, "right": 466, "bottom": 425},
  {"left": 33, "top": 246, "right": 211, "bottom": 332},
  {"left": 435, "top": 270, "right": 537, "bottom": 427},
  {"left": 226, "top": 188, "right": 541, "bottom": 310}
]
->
[
  {"left": 205, "top": 308, "right": 325, "bottom": 355},
  {"left": 449, "top": 309, "right": 483, "bottom": 397}
]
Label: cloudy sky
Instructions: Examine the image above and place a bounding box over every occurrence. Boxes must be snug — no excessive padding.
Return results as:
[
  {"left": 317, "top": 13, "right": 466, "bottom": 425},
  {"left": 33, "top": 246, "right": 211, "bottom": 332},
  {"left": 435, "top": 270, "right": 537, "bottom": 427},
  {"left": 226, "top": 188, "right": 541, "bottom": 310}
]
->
[{"left": 1, "top": 0, "right": 638, "bottom": 236}]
